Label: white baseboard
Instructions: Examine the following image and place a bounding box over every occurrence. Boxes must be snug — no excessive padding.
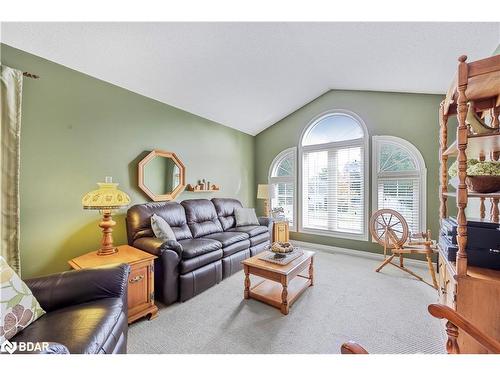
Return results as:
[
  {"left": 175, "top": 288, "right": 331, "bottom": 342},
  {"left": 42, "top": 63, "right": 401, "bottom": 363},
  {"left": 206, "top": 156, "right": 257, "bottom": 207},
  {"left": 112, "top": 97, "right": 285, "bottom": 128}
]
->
[{"left": 290, "top": 240, "right": 433, "bottom": 268}]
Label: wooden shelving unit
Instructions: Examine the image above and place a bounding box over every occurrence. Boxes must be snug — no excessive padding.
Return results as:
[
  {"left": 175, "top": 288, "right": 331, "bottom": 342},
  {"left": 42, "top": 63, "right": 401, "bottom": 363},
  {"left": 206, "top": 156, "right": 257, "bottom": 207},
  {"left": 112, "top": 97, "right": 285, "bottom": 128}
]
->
[{"left": 437, "top": 54, "right": 500, "bottom": 353}]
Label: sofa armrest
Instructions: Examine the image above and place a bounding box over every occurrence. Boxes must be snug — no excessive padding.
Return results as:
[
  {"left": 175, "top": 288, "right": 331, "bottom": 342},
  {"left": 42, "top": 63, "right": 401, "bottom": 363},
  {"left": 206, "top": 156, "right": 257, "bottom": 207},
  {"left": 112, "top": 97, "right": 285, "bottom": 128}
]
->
[
  {"left": 258, "top": 216, "right": 274, "bottom": 230},
  {"left": 133, "top": 237, "right": 183, "bottom": 257},
  {"left": 133, "top": 237, "right": 182, "bottom": 305},
  {"left": 258, "top": 216, "right": 273, "bottom": 227},
  {"left": 25, "top": 264, "right": 130, "bottom": 312}
]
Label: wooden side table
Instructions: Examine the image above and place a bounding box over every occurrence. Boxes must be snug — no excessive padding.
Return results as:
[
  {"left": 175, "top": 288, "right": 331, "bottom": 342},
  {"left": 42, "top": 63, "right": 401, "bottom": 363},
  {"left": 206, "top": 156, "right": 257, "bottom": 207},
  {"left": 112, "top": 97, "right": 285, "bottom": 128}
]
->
[
  {"left": 273, "top": 220, "right": 290, "bottom": 243},
  {"left": 68, "top": 244, "right": 159, "bottom": 324}
]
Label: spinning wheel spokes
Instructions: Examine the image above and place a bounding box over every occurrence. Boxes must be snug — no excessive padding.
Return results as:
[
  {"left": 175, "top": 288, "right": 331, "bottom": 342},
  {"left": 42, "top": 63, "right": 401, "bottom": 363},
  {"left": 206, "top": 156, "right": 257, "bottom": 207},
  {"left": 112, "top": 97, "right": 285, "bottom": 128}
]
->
[{"left": 369, "top": 209, "right": 409, "bottom": 249}]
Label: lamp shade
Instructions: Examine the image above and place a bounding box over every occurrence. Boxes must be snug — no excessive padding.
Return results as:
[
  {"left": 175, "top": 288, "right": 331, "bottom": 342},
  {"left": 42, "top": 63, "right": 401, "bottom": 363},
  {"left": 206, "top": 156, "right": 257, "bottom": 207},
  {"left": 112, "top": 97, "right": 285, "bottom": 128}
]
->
[
  {"left": 82, "top": 177, "right": 131, "bottom": 210},
  {"left": 257, "top": 184, "right": 269, "bottom": 200}
]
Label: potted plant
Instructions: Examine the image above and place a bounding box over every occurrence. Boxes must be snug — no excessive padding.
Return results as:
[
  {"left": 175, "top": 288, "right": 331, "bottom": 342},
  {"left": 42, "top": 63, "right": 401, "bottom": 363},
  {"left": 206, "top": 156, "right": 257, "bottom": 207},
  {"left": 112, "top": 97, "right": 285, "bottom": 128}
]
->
[{"left": 449, "top": 159, "right": 500, "bottom": 193}]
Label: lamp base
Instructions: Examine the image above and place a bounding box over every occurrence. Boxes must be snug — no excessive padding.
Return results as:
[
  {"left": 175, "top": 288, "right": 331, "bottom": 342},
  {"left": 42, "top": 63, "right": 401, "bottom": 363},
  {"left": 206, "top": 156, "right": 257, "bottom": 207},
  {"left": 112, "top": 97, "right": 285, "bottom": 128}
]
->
[
  {"left": 97, "top": 247, "right": 119, "bottom": 256},
  {"left": 263, "top": 199, "right": 270, "bottom": 217},
  {"left": 97, "top": 210, "right": 118, "bottom": 256}
]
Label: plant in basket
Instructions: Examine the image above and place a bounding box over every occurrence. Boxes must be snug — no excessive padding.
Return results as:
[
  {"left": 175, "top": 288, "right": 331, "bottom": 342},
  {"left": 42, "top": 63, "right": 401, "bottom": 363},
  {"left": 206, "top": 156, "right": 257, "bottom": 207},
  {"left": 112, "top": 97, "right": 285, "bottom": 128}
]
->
[{"left": 449, "top": 159, "right": 500, "bottom": 193}]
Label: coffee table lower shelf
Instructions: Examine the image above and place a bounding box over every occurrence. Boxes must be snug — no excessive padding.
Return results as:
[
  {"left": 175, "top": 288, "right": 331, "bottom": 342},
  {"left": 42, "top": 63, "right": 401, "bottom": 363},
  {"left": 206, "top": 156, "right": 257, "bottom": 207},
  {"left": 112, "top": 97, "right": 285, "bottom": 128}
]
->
[{"left": 248, "top": 275, "right": 311, "bottom": 312}]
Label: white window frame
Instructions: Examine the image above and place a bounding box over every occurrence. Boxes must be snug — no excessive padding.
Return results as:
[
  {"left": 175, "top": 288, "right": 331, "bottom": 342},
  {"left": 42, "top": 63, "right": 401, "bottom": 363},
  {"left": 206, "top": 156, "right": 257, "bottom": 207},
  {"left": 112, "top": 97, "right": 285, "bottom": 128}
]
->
[
  {"left": 298, "top": 110, "right": 369, "bottom": 241},
  {"left": 268, "top": 147, "right": 297, "bottom": 231},
  {"left": 372, "top": 135, "right": 427, "bottom": 235}
]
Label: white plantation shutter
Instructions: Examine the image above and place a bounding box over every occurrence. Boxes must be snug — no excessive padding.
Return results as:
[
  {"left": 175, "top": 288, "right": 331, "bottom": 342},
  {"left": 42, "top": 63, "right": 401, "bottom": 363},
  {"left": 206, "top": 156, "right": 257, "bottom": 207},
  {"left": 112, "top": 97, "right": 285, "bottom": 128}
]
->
[
  {"left": 377, "top": 178, "right": 420, "bottom": 233},
  {"left": 302, "top": 145, "right": 365, "bottom": 235},
  {"left": 373, "top": 136, "right": 426, "bottom": 235}
]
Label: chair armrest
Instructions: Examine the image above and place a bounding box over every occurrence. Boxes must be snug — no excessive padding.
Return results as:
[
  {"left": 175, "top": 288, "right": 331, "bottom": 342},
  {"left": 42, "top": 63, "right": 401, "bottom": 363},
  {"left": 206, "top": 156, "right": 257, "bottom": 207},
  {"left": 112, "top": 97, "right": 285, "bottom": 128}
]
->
[
  {"left": 25, "top": 264, "right": 130, "bottom": 312},
  {"left": 133, "top": 237, "right": 183, "bottom": 257},
  {"left": 340, "top": 341, "right": 369, "bottom": 354}
]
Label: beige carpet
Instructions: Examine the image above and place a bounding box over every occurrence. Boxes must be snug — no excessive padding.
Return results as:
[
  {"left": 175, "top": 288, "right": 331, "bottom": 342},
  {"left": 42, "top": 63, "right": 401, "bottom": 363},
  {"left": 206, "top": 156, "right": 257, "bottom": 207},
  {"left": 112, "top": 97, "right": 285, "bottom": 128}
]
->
[{"left": 128, "top": 247, "right": 446, "bottom": 354}]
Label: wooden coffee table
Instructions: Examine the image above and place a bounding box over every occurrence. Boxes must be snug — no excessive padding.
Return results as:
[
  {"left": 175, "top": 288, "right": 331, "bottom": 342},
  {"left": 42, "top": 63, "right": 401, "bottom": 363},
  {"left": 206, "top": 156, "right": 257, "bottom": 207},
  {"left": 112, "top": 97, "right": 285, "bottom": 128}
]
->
[{"left": 241, "top": 250, "right": 314, "bottom": 315}]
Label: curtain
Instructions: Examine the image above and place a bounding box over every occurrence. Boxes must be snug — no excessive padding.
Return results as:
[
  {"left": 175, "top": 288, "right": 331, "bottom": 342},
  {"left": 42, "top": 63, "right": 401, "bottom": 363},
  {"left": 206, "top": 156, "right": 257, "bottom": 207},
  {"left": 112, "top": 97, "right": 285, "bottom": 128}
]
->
[{"left": 0, "top": 66, "right": 23, "bottom": 274}]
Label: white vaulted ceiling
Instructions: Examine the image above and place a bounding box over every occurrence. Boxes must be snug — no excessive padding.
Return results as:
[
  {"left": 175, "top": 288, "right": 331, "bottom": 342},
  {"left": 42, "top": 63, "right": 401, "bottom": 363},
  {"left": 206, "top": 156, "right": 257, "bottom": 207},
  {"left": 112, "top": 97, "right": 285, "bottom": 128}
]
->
[{"left": 1, "top": 22, "right": 499, "bottom": 135}]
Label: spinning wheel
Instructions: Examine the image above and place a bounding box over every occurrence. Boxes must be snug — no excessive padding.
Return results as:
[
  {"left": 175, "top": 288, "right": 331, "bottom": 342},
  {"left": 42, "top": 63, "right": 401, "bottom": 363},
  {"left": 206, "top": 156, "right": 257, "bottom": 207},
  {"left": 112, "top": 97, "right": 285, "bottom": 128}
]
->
[
  {"left": 369, "top": 209, "right": 438, "bottom": 290},
  {"left": 369, "top": 209, "right": 409, "bottom": 251}
]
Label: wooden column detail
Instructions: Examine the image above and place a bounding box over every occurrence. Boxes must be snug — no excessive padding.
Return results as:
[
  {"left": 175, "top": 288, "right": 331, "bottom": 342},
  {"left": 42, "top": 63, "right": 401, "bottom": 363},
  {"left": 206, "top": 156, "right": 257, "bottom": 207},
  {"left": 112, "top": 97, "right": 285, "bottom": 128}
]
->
[
  {"left": 244, "top": 265, "right": 250, "bottom": 299},
  {"left": 490, "top": 148, "right": 500, "bottom": 223},
  {"left": 480, "top": 198, "right": 486, "bottom": 219},
  {"left": 492, "top": 199, "right": 500, "bottom": 223},
  {"left": 455, "top": 55, "right": 469, "bottom": 276},
  {"left": 445, "top": 320, "right": 460, "bottom": 354},
  {"left": 439, "top": 101, "right": 449, "bottom": 220},
  {"left": 479, "top": 154, "right": 486, "bottom": 219},
  {"left": 491, "top": 106, "right": 499, "bottom": 129}
]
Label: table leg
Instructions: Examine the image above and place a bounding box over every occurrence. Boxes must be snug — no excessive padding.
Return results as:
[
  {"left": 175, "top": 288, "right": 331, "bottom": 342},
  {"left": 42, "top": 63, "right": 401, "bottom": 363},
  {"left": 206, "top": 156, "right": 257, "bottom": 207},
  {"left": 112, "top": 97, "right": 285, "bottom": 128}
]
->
[
  {"left": 426, "top": 253, "right": 439, "bottom": 290},
  {"left": 309, "top": 256, "right": 314, "bottom": 286},
  {"left": 281, "top": 275, "right": 289, "bottom": 315},
  {"left": 244, "top": 265, "right": 250, "bottom": 299}
]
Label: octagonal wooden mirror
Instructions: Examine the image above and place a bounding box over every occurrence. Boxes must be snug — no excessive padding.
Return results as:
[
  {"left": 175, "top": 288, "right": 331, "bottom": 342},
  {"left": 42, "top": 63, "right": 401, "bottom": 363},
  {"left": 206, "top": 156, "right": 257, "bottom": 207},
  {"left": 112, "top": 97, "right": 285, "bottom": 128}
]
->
[{"left": 138, "top": 150, "right": 186, "bottom": 201}]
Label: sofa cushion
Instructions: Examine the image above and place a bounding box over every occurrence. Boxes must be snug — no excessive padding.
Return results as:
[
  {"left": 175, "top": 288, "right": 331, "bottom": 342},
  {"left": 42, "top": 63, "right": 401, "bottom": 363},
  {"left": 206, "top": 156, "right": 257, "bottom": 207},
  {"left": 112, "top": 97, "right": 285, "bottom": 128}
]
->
[
  {"left": 235, "top": 207, "right": 260, "bottom": 227},
  {"left": 178, "top": 238, "right": 222, "bottom": 259},
  {"left": 180, "top": 250, "right": 223, "bottom": 274},
  {"left": 227, "top": 225, "right": 268, "bottom": 237},
  {"left": 151, "top": 214, "right": 176, "bottom": 241},
  {"left": 126, "top": 201, "right": 192, "bottom": 242},
  {"left": 181, "top": 199, "right": 223, "bottom": 238},
  {"left": 203, "top": 231, "right": 249, "bottom": 247},
  {"left": 250, "top": 232, "right": 270, "bottom": 246},
  {"left": 221, "top": 239, "right": 251, "bottom": 257},
  {"left": 211, "top": 198, "right": 243, "bottom": 230},
  {"left": 10, "top": 297, "right": 124, "bottom": 354}
]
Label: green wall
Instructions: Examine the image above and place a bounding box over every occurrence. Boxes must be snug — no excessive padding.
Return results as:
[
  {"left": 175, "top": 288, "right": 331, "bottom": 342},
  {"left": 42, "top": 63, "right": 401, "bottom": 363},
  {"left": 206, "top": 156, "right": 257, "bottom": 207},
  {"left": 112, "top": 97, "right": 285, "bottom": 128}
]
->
[
  {"left": 255, "top": 90, "right": 444, "bottom": 255},
  {"left": 1, "top": 44, "right": 255, "bottom": 278}
]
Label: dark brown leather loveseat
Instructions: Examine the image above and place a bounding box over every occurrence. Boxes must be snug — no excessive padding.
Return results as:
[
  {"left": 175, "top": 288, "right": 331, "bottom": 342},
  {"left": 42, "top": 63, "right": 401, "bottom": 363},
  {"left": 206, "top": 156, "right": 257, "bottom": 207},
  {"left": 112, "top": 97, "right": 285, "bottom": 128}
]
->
[
  {"left": 9, "top": 264, "right": 129, "bottom": 354},
  {"left": 126, "top": 198, "right": 272, "bottom": 305}
]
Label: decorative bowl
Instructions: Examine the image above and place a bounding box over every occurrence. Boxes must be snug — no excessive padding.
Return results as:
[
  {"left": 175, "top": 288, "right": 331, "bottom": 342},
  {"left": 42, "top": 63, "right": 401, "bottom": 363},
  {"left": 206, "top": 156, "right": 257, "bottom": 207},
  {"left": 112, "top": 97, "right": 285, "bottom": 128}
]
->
[
  {"left": 271, "top": 241, "right": 294, "bottom": 254},
  {"left": 466, "top": 176, "right": 500, "bottom": 193}
]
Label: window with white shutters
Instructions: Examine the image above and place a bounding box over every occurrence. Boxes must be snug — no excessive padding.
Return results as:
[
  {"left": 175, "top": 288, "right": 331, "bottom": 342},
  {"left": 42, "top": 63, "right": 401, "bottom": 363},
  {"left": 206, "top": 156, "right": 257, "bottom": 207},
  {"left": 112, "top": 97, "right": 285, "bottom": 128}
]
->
[
  {"left": 372, "top": 136, "right": 426, "bottom": 235},
  {"left": 299, "top": 112, "right": 368, "bottom": 240},
  {"left": 269, "top": 148, "right": 296, "bottom": 230}
]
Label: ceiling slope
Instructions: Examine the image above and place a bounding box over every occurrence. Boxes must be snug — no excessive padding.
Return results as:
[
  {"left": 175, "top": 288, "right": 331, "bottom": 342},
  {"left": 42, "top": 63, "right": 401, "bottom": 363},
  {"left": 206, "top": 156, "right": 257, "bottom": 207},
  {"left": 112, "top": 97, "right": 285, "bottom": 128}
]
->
[{"left": 1, "top": 22, "right": 499, "bottom": 135}]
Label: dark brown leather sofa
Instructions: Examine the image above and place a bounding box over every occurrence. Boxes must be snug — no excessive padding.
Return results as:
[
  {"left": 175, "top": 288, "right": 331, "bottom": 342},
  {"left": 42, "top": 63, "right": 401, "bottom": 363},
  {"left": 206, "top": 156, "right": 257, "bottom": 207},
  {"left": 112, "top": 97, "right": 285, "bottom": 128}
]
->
[
  {"left": 9, "top": 264, "right": 129, "bottom": 354},
  {"left": 126, "top": 198, "right": 272, "bottom": 305}
]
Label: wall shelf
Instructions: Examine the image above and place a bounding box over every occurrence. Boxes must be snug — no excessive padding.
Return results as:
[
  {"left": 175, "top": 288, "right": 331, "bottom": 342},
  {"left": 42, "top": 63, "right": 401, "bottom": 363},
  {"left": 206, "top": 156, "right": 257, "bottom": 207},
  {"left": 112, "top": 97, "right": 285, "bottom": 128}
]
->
[{"left": 186, "top": 183, "right": 220, "bottom": 192}]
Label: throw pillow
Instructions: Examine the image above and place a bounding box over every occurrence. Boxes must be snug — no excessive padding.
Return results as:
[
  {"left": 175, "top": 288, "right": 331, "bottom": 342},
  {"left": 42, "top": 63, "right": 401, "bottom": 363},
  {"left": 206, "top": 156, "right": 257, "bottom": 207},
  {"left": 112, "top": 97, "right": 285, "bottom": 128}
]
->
[
  {"left": 235, "top": 207, "right": 260, "bottom": 227},
  {"left": 151, "top": 214, "right": 176, "bottom": 241},
  {"left": 0, "top": 256, "right": 45, "bottom": 344}
]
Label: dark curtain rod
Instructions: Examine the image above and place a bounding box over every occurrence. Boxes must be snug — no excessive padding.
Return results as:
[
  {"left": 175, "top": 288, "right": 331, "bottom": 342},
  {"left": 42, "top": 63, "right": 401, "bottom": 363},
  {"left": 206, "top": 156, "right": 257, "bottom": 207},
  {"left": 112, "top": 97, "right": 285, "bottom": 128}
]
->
[{"left": 23, "top": 72, "right": 40, "bottom": 79}]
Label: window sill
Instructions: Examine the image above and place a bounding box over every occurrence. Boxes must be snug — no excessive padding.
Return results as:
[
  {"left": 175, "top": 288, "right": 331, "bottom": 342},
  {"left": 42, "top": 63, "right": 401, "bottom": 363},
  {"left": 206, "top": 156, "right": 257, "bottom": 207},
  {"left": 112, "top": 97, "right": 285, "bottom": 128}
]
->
[{"left": 298, "top": 227, "right": 368, "bottom": 241}]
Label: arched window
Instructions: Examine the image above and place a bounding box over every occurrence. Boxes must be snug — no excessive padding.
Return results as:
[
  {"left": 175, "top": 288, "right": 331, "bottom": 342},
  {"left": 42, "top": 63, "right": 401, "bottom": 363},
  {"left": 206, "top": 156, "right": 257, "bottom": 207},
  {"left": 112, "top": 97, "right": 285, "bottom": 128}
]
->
[
  {"left": 269, "top": 147, "right": 296, "bottom": 230},
  {"left": 299, "top": 111, "right": 368, "bottom": 240},
  {"left": 372, "top": 136, "right": 426, "bottom": 235}
]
